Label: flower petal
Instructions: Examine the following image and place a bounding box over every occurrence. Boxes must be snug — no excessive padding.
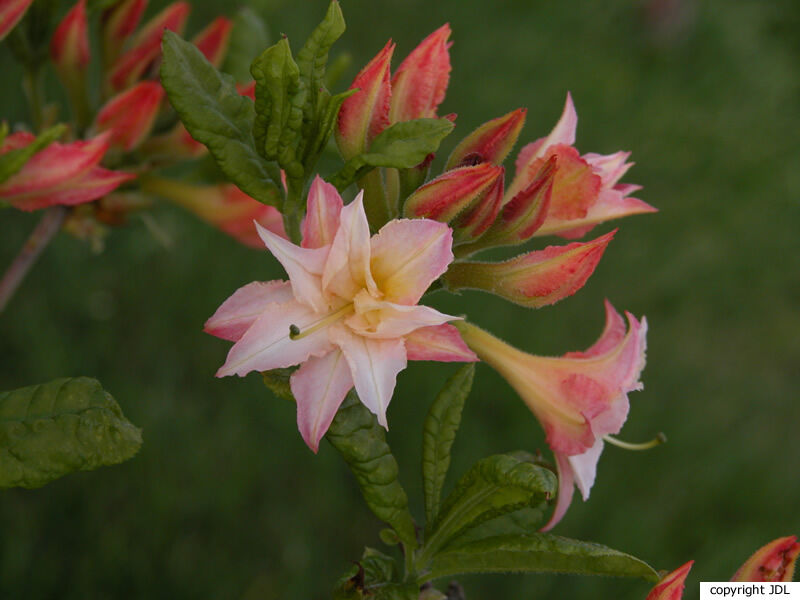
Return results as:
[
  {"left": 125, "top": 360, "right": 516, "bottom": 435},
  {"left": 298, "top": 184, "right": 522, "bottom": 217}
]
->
[
  {"left": 732, "top": 537, "right": 800, "bottom": 582},
  {"left": 567, "top": 437, "right": 604, "bottom": 500},
  {"left": 256, "top": 221, "right": 329, "bottom": 312},
  {"left": 322, "top": 192, "right": 378, "bottom": 300},
  {"left": 291, "top": 349, "right": 353, "bottom": 452},
  {"left": 347, "top": 292, "right": 456, "bottom": 339},
  {"left": 302, "top": 176, "right": 343, "bottom": 249},
  {"left": 370, "top": 218, "right": 453, "bottom": 304},
  {"left": 329, "top": 325, "right": 406, "bottom": 428},
  {"left": 204, "top": 280, "right": 292, "bottom": 341},
  {"left": 216, "top": 299, "right": 333, "bottom": 377},
  {"left": 405, "top": 324, "right": 478, "bottom": 362},
  {"left": 540, "top": 452, "right": 575, "bottom": 532}
]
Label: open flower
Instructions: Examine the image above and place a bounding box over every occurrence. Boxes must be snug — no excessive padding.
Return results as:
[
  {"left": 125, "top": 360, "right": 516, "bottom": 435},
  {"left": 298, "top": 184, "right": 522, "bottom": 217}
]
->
[
  {"left": 206, "top": 177, "right": 476, "bottom": 451},
  {"left": 507, "top": 93, "right": 656, "bottom": 239},
  {"left": 455, "top": 300, "right": 647, "bottom": 529}
]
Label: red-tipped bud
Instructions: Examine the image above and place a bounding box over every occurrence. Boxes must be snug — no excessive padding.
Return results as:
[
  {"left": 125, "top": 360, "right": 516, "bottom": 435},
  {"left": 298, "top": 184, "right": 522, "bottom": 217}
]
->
[
  {"left": 101, "top": 0, "right": 148, "bottom": 63},
  {"left": 192, "top": 16, "right": 233, "bottom": 68},
  {"left": 446, "top": 108, "right": 527, "bottom": 170},
  {"left": 389, "top": 24, "right": 451, "bottom": 124},
  {"left": 108, "top": 1, "right": 190, "bottom": 91},
  {"left": 443, "top": 230, "right": 614, "bottom": 308},
  {"left": 336, "top": 40, "right": 394, "bottom": 160},
  {"left": 0, "top": 132, "right": 135, "bottom": 211},
  {"left": 646, "top": 561, "right": 693, "bottom": 600},
  {"left": 403, "top": 162, "right": 503, "bottom": 225},
  {"left": 454, "top": 169, "right": 504, "bottom": 241},
  {"left": 732, "top": 537, "right": 800, "bottom": 582},
  {"left": 237, "top": 80, "right": 256, "bottom": 101},
  {"left": 94, "top": 81, "right": 164, "bottom": 151},
  {"left": 0, "top": 0, "right": 34, "bottom": 40},
  {"left": 50, "top": 0, "right": 89, "bottom": 78}
]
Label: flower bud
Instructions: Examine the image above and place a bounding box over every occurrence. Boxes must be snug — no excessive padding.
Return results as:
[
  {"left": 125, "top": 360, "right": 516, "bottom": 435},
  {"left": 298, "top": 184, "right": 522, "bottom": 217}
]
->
[
  {"left": 0, "top": 0, "right": 34, "bottom": 40},
  {"left": 732, "top": 536, "right": 800, "bottom": 582},
  {"left": 443, "top": 230, "right": 614, "bottom": 308},
  {"left": 646, "top": 562, "right": 693, "bottom": 600},
  {"left": 192, "top": 16, "right": 233, "bottom": 68},
  {"left": 445, "top": 108, "right": 527, "bottom": 170},
  {"left": 0, "top": 132, "right": 135, "bottom": 211},
  {"left": 50, "top": 0, "right": 89, "bottom": 80},
  {"left": 101, "top": 0, "right": 148, "bottom": 64},
  {"left": 403, "top": 162, "right": 503, "bottom": 225},
  {"left": 336, "top": 40, "right": 394, "bottom": 160},
  {"left": 93, "top": 81, "right": 164, "bottom": 151},
  {"left": 108, "top": 1, "right": 190, "bottom": 92},
  {"left": 389, "top": 24, "right": 451, "bottom": 124}
]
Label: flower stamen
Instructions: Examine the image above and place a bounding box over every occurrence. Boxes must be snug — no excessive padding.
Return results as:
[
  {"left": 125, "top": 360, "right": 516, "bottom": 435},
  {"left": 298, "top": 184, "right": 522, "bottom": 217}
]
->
[
  {"left": 289, "top": 303, "right": 355, "bottom": 340},
  {"left": 604, "top": 432, "right": 666, "bottom": 451}
]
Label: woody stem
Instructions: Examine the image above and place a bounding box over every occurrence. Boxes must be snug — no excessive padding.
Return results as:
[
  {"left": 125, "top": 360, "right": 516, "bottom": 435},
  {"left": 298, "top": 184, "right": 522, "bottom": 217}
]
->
[{"left": 0, "top": 206, "right": 67, "bottom": 314}]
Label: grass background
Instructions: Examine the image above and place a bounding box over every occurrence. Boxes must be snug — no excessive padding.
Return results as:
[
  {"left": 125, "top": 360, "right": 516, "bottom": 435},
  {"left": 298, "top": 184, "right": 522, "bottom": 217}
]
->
[{"left": 1, "top": 0, "right": 799, "bottom": 598}]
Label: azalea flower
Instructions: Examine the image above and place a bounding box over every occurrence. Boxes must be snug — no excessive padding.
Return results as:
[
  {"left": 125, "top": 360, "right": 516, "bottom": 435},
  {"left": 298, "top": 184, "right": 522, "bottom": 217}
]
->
[
  {"left": 455, "top": 300, "right": 647, "bottom": 529},
  {"left": 206, "top": 177, "right": 476, "bottom": 451}
]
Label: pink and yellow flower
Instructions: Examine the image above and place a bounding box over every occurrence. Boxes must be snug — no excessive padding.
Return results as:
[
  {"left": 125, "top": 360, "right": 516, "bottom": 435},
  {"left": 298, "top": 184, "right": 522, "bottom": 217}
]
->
[
  {"left": 455, "top": 300, "right": 647, "bottom": 529},
  {"left": 0, "top": 132, "right": 135, "bottom": 211},
  {"left": 509, "top": 93, "right": 656, "bottom": 239},
  {"left": 206, "top": 177, "right": 476, "bottom": 451}
]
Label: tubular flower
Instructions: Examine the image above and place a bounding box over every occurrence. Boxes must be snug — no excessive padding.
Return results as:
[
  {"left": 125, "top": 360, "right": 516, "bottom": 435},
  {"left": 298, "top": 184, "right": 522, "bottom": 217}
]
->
[
  {"left": 731, "top": 536, "right": 800, "bottom": 582},
  {"left": 336, "top": 25, "right": 451, "bottom": 160},
  {"left": 0, "top": 132, "right": 135, "bottom": 211},
  {"left": 206, "top": 177, "right": 476, "bottom": 451},
  {"left": 455, "top": 300, "right": 647, "bottom": 529},
  {"left": 646, "top": 561, "right": 693, "bottom": 600},
  {"left": 508, "top": 93, "right": 656, "bottom": 239},
  {"left": 93, "top": 81, "right": 164, "bottom": 151}
]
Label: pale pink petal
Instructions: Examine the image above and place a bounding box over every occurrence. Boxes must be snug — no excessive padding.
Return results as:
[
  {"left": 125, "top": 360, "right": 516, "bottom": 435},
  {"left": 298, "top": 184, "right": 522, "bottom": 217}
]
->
[
  {"left": 346, "top": 291, "right": 455, "bottom": 339},
  {"left": 302, "top": 176, "right": 343, "bottom": 249},
  {"left": 567, "top": 299, "right": 627, "bottom": 359},
  {"left": 204, "top": 280, "right": 292, "bottom": 341},
  {"left": 584, "top": 151, "right": 633, "bottom": 187},
  {"left": 329, "top": 325, "right": 407, "bottom": 428},
  {"left": 216, "top": 300, "right": 333, "bottom": 377},
  {"left": 567, "top": 438, "right": 604, "bottom": 500},
  {"left": 322, "top": 193, "right": 378, "bottom": 299},
  {"left": 541, "top": 452, "right": 575, "bottom": 531},
  {"left": 369, "top": 218, "right": 453, "bottom": 304},
  {"left": 405, "top": 324, "right": 478, "bottom": 362},
  {"left": 255, "top": 221, "right": 329, "bottom": 312},
  {"left": 291, "top": 349, "right": 353, "bottom": 452}
]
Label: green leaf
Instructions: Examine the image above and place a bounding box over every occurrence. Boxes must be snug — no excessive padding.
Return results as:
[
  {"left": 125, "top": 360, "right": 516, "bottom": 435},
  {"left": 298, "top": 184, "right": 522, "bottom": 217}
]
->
[
  {"left": 326, "top": 392, "right": 418, "bottom": 552},
  {"left": 222, "top": 7, "right": 270, "bottom": 83},
  {"left": 423, "top": 533, "right": 659, "bottom": 582},
  {"left": 261, "top": 367, "right": 297, "bottom": 402},
  {"left": 250, "top": 38, "right": 305, "bottom": 179},
  {"left": 421, "top": 453, "right": 556, "bottom": 560},
  {"left": 447, "top": 506, "right": 548, "bottom": 546},
  {"left": 0, "top": 124, "right": 66, "bottom": 185},
  {"left": 0, "top": 377, "right": 142, "bottom": 489},
  {"left": 422, "top": 364, "right": 474, "bottom": 528},
  {"left": 301, "top": 87, "right": 356, "bottom": 174},
  {"left": 160, "top": 31, "right": 283, "bottom": 206},
  {"left": 333, "top": 547, "right": 415, "bottom": 600},
  {"left": 328, "top": 118, "right": 455, "bottom": 191}
]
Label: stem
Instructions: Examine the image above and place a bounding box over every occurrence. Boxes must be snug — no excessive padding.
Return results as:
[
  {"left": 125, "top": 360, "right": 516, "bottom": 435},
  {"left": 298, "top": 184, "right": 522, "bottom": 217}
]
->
[
  {"left": 22, "top": 66, "right": 45, "bottom": 131},
  {"left": 0, "top": 206, "right": 67, "bottom": 313}
]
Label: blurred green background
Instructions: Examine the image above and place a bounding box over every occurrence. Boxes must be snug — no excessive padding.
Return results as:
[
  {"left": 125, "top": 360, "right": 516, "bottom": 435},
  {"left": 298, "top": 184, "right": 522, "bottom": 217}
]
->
[{"left": 1, "top": 0, "right": 799, "bottom": 598}]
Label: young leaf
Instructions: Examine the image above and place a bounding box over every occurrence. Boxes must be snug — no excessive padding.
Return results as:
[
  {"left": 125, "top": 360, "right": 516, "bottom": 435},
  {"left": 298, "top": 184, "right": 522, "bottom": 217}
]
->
[
  {"left": 0, "top": 377, "right": 142, "bottom": 489},
  {"left": 261, "top": 367, "right": 297, "bottom": 402},
  {"left": 250, "top": 37, "right": 305, "bottom": 179},
  {"left": 160, "top": 31, "right": 283, "bottom": 206},
  {"left": 422, "top": 364, "right": 474, "bottom": 527},
  {"left": 423, "top": 533, "right": 659, "bottom": 582},
  {"left": 222, "top": 7, "right": 270, "bottom": 83},
  {"left": 421, "top": 453, "right": 555, "bottom": 560},
  {"left": 328, "top": 118, "right": 455, "bottom": 191},
  {"left": 0, "top": 124, "right": 66, "bottom": 185},
  {"left": 325, "top": 392, "right": 418, "bottom": 552}
]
